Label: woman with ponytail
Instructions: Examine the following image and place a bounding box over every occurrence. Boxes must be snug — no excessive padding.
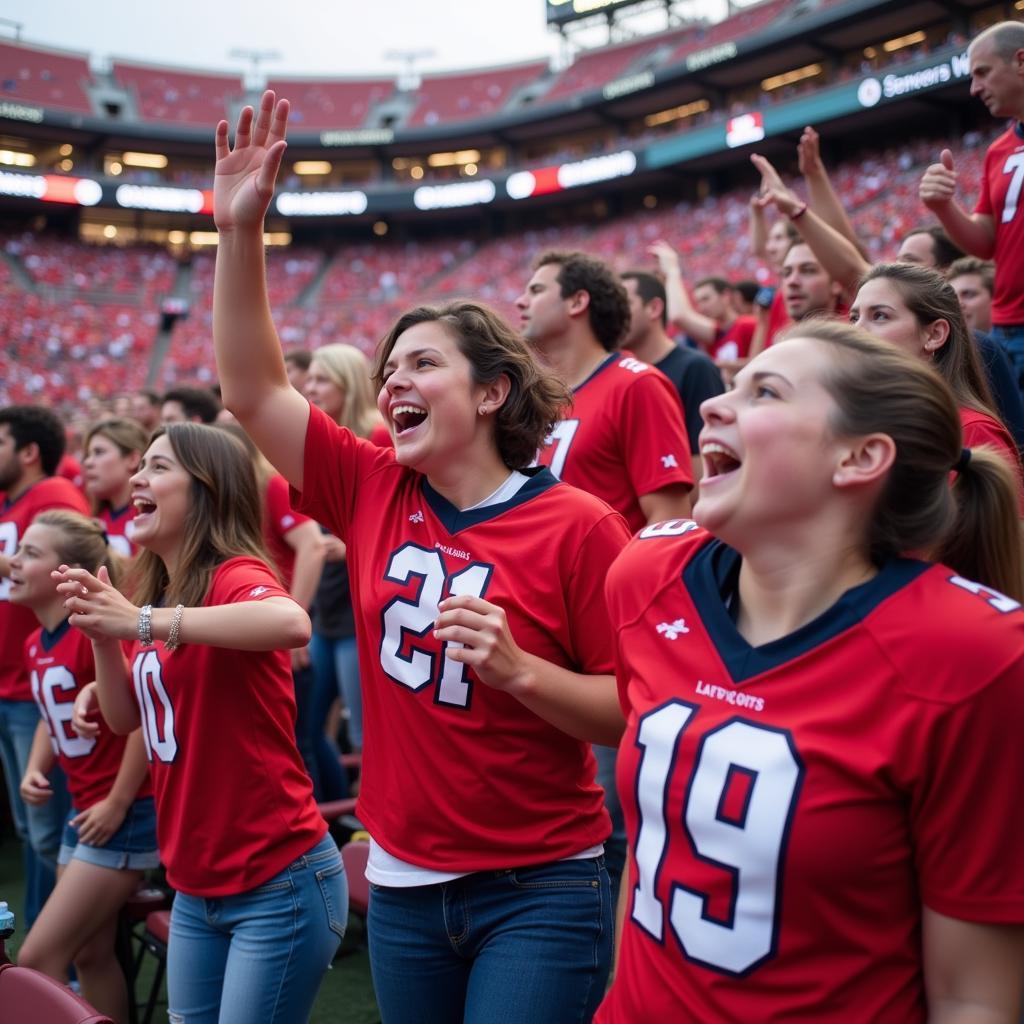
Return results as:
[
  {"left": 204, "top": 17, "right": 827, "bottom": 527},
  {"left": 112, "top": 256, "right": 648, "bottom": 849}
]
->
[
  {"left": 10, "top": 510, "right": 154, "bottom": 1024},
  {"left": 598, "top": 321, "right": 1024, "bottom": 1022},
  {"left": 850, "top": 261, "right": 1024, "bottom": 512}
]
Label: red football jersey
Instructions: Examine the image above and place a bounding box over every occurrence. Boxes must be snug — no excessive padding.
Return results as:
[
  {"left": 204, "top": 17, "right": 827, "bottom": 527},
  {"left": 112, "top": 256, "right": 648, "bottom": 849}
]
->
[
  {"left": 974, "top": 124, "right": 1024, "bottom": 326},
  {"left": 0, "top": 478, "right": 90, "bottom": 701},
  {"left": 26, "top": 621, "right": 150, "bottom": 811},
  {"left": 127, "top": 557, "right": 325, "bottom": 896},
  {"left": 597, "top": 522, "right": 1024, "bottom": 1023},
  {"left": 98, "top": 503, "right": 138, "bottom": 559},
  {"left": 262, "top": 473, "right": 312, "bottom": 591},
  {"left": 959, "top": 406, "right": 1024, "bottom": 514},
  {"left": 535, "top": 352, "right": 692, "bottom": 533},
  {"left": 708, "top": 316, "right": 757, "bottom": 362},
  {"left": 293, "top": 404, "right": 630, "bottom": 871}
]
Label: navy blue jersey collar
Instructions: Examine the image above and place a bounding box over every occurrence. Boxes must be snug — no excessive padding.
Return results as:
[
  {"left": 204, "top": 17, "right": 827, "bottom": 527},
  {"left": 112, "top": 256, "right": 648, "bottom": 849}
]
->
[
  {"left": 1, "top": 478, "right": 43, "bottom": 514},
  {"left": 685, "top": 539, "right": 930, "bottom": 683},
  {"left": 422, "top": 466, "right": 560, "bottom": 534},
  {"left": 1015, "top": 120, "right": 1024, "bottom": 140},
  {"left": 39, "top": 617, "right": 72, "bottom": 651},
  {"left": 573, "top": 353, "right": 618, "bottom": 394},
  {"left": 104, "top": 502, "right": 132, "bottom": 521}
]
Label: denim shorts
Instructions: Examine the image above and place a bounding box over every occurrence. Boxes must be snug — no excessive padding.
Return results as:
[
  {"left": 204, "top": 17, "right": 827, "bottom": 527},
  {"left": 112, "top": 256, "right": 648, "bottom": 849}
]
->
[{"left": 58, "top": 794, "right": 160, "bottom": 870}]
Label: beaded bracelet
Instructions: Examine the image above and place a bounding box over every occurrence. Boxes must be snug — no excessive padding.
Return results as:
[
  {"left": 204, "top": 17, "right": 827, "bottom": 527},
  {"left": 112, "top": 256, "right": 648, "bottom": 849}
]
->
[{"left": 165, "top": 604, "right": 185, "bottom": 653}]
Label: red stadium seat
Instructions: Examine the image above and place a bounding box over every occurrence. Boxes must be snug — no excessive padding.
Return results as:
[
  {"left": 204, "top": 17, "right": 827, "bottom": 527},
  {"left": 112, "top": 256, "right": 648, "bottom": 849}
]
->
[{"left": 0, "top": 962, "right": 114, "bottom": 1023}]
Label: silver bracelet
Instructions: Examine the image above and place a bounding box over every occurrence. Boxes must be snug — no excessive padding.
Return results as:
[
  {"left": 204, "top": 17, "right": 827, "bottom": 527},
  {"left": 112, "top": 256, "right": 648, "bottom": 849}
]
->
[
  {"left": 138, "top": 604, "right": 153, "bottom": 647},
  {"left": 165, "top": 604, "right": 185, "bottom": 653}
]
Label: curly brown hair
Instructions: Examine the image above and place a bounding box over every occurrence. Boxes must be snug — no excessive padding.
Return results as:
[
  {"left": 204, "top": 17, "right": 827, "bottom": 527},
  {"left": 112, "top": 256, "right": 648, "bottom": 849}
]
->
[
  {"left": 535, "top": 250, "right": 631, "bottom": 352},
  {"left": 372, "top": 300, "right": 570, "bottom": 470}
]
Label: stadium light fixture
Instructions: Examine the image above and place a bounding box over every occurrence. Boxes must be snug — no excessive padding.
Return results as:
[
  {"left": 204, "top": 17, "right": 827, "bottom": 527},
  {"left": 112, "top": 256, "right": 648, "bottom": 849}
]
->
[
  {"left": 123, "top": 151, "right": 168, "bottom": 169},
  {"left": 1016, "top": 0, "right": 1023, "bottom": 10},
  {"left": 644, "top": 99, "right": 710, "bottom": 127},
  {"left": 882, "top": 31, "right": 926, "bottom": 53},
  {"left": 59, "top": 144, "right": 73, "bottom": 156},
  {"left": 293, "top": 161, "right": 332, "bottom": 175},
  {"left": 410, "top": 166, "right": 425, "bottom": 180},
  {"left": 0, "top": 150, "right": 35, "bottom": 168},
  {"left": 761, "top": 63, "right": 822, "bottom": 92},
  {"left": 427, "top": 149, "right": 482, "bottom": 168}
]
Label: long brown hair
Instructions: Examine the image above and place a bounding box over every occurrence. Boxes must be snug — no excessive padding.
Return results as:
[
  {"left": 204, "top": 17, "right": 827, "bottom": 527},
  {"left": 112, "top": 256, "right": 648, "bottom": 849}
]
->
[
  {"left": 131, "top": 424, "right": 272, "bottom": 608},
  {"left": 858, "top": 263, "right": 998, "bottom": 417},
  {"left": 779, "top": 319, "right": 1023, "bottom": 600},
  {"left": 373, "top": 300, "right": 570, "bottom": 470}
]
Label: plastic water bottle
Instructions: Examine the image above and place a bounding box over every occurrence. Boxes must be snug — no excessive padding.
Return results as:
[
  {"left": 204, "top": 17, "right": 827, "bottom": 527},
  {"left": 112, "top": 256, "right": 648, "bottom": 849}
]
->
[{"left": 0, "top": 901, "right": 14, "bottom": 966}]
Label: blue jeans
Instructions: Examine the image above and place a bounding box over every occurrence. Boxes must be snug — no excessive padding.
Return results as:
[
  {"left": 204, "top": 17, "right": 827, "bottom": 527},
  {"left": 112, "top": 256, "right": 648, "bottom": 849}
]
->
[
  {"left": 0, "top": 698, "right": 70, "bottom": 927},
  {"left": 991, "top": 323, "right": 1024, "bottom": 392},
  {"left": 367, "top": 856, "right": 612, "bottom": 1024},
  {"left": 310, "top": 631, "right": 362, "bottom": 750},
  {"left": 166, "top": 834, "right": 347, "bottom": 1024}
]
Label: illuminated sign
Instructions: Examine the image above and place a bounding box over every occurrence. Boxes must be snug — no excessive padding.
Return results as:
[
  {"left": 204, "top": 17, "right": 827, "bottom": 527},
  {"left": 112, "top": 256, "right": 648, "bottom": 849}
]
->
[
  {"left": 275, "top": 190, "right": 369, "bottom": 216},
  {"left": 319, "top": 129, "right": 395, "bottom": 147},
  {"left": 726, "top": 112, "right": 765, "bottom": 149},
  {"left": 0, "top": 101, "right": 44, "bottom": 124},
  {"left": 116, "top": 184, "right": 206, "bottom": 213},
  {"left": 507, "top": 150, "right": 636, "bottom": 200},
  {"left": 858, "top": 51, "right": 969, "bottom": 107},
  {"left": 0, "top": 171, "right": 101, "bottom": 205},
  {"left": 413, "top": 180, "right": 496, "bottom": 211},
  {"left": 602, "top": 71, "right": 654, "bottom": 100}
]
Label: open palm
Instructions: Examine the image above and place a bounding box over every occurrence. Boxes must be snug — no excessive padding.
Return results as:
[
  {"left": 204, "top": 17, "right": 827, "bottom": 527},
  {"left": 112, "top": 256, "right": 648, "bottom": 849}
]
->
[{"left": 214, "top": 90, "right": 289, "bottom": 232}]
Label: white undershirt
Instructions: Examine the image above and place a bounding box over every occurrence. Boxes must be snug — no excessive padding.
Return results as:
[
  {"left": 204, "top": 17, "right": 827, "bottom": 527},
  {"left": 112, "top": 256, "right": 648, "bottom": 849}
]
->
[{"left": 366, "top": 469, "right": 603, "bottom": 887}]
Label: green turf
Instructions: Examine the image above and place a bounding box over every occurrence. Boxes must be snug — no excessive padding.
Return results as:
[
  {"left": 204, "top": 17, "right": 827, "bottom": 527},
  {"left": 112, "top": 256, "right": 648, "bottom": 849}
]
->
[{"left": 0, "top": 837, "right": 380, "bottom": 1023}]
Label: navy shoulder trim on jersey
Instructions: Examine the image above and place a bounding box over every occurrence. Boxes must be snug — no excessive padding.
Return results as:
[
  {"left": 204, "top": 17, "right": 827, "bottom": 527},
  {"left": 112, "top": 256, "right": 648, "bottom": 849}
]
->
[
  {"left": 422, "top": 466, "right": 560, "bottom": 534},
  {"left": 685, "top": 540, "right": 931, "bottom": 682},
  {"left": 1, "top": 478, "right": 44, "bottom": 514},
  {"left": 573, "top": 352, "right": 619, "bottom": 394},
  {"left": 105, "top": 502, "right": 132, "bottom": 522},
  {"left": 39, "top": 617, "right": 73, "bottom": 652}
]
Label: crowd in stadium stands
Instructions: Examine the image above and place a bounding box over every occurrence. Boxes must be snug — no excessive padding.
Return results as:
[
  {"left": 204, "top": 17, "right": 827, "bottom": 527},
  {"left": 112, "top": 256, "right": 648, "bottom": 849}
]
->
[
  {"left": 5, "top": 236, "right": 177, "bottom": 300},
  {"left": 0, "top": 124, "right": 1003, "bottom": 409},
  {"left": 3, "top": 17, "right": 1024, "bottom": 1024}
]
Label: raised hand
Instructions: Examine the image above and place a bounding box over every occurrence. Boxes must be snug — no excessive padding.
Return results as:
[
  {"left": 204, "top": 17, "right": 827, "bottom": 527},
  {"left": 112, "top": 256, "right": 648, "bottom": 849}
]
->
[
  {"left": 797, "top": 126, "right": 825, "bottom": 179},
  {"left": 750, "top": 154, "right": 804, "bottom": 217},
  {"left": 648, "top": 239, "right": 681, "bottom": 274},
  {"left": 920, "top": 149, "right": 957, "bottom": 210},
  {"left": 54, "top": 564, "right": 138, "bottom": 642},
  {"left": 214, "top": 90, "right": 290, "bottom": 233}
]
